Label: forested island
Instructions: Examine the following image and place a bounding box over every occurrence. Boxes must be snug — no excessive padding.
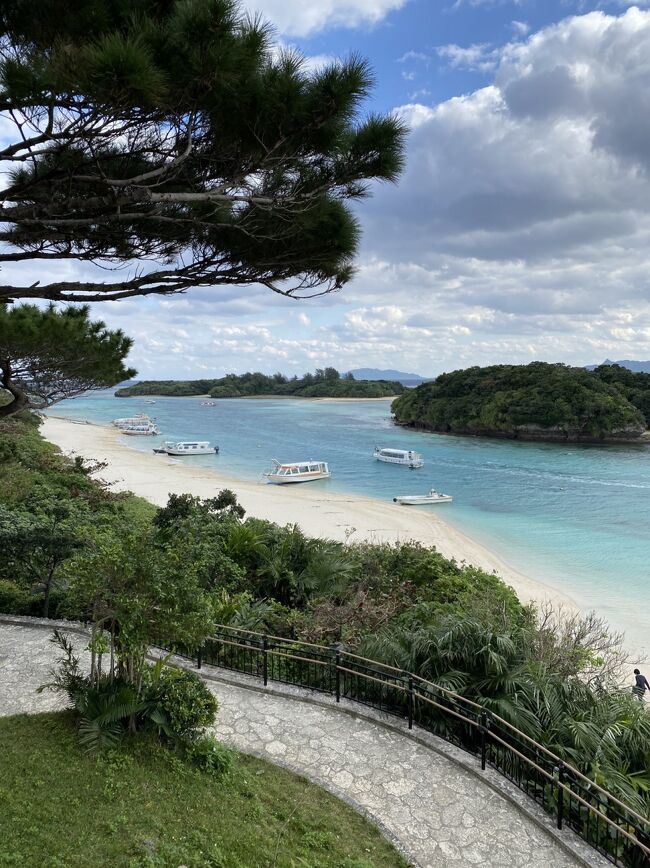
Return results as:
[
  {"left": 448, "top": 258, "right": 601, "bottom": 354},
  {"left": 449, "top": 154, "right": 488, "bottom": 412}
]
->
[
  {"left": 115, "top": 368, "right": 404, "bottom": 399},
  {"left": 392, "top": 362, "right": 650, "bottom": 443}
]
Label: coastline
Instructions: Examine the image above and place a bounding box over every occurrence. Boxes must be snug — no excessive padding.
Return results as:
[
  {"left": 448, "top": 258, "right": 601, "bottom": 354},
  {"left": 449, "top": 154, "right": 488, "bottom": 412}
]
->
[
  {"left": 394, "top": 420, "right": 650, "bottom": 446},
  {"left": 41, "top": 415, "right": 576, "bottom": 610},
  {"left": 114, "top": 394, "right": 399, "bottom": 401}
]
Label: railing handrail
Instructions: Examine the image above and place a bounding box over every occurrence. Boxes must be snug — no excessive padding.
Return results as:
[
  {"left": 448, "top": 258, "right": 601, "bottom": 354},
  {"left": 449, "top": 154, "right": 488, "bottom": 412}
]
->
[{"left": 209, "top": 624, "right": 650, "bottom": 853}]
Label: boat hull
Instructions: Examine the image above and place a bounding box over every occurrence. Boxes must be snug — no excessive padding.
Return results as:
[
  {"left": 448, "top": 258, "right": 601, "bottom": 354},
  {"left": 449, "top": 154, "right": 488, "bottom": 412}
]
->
[
  {"left": 376, "top": 455, "right": 424, "bottom": 468},
  {"left": 122, "top": 429, "right": 159, "bottom": 436},
  {"left": 393, "top": 495, "right": 452, "bottom": 505},
  {"left": 164, "top": 448, "right": 217, "bottom": 456},
  {"left": 265, "top": 472, "right": 331, "bottom": 484}
]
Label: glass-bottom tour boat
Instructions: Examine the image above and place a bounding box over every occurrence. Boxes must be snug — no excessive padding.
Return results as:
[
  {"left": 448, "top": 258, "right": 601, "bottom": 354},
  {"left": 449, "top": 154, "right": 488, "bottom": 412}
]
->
[
  {"left": 373, "top": 446, "right": 424, "bottom": 468},
  {"left": 264, "top": 459, "right": 331, "bottom": 484},
  {"left": 122, "top": 423, "right": 160, "bottom": 436},
  {"left": 153, "top": 440, "right": 218, "bottom": 455}
]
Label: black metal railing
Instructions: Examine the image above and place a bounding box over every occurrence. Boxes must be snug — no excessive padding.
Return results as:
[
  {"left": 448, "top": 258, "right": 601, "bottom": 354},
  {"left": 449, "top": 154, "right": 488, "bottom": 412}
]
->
[{"left": 164, "top": 626, "right": 650, "bottom": 868}]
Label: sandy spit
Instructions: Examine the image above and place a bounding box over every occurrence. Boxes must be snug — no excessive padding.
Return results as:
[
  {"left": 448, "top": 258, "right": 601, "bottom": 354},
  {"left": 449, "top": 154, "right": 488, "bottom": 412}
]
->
[{"left": 41, "top": 415, "right": 575, "bottom": 609}]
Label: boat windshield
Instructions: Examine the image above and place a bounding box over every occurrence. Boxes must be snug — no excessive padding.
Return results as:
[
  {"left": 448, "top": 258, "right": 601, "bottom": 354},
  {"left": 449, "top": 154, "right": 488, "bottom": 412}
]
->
[{"left": 273, "top": 462, "right": 327, "bottom": 475}]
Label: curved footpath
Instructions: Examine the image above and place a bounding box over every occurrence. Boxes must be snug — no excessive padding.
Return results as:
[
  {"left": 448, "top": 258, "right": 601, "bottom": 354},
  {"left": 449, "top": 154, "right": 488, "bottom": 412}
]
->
[{"left": 0, "top": 620, "right": 608, "bottom": 868}]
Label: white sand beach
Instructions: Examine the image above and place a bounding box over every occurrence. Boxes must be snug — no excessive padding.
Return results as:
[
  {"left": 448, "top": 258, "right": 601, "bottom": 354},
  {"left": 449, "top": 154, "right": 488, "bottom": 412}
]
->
[{"left": 41, "top": 415, "right": 576, "bottom": 609}]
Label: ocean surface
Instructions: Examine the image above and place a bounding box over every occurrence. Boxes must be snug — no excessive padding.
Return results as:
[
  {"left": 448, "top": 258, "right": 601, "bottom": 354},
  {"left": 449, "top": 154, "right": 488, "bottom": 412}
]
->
[{"left": 51, "top": 393, "right": 650, "bottom": 652}]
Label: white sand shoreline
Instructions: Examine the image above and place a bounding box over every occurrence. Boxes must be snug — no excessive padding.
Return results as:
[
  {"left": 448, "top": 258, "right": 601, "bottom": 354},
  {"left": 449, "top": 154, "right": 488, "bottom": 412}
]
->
[{"left": 41, "top": 414, "right": 579, "bottom": 611}]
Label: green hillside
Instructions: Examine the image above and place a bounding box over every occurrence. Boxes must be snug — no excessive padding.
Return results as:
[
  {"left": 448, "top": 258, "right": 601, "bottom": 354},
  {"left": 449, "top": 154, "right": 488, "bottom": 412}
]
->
[{"left": 391, "top": 362, "right": 649, "bottom": 442}]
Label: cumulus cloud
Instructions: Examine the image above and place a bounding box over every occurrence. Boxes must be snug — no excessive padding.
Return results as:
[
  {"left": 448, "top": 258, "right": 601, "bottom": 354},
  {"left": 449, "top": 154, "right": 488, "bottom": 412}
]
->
[
  {"left": 245, "top": 0, "right": 407, "bottom": 37},
  {"left": 342, "top": 7, "right": 650, "bottom": 369}
]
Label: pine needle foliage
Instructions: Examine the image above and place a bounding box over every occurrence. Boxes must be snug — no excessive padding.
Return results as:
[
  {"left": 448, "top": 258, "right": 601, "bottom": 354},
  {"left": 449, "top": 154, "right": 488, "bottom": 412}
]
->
[
  {"left": 0, "top": 303, "right": 135, "bottom": 417},
  {"left": 0, "top": 0, "right": 406, "bottom": 304}
]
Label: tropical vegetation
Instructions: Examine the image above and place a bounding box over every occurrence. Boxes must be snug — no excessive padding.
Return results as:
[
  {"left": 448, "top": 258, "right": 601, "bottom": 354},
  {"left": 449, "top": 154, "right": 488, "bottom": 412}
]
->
[
  {"left": 1, "top": 411, "right": 648, "bottom": 832},
  {"left": 115, "top": 367, "right": 404, "bottom": 398},
  {"left": 392, "top": 362, "right": 650, "bottom": 442},
  {"left": 0, "top": 0, "right": 405, "bottom": 306},
  {"left": 0, "top": 713, "right": 406, "bottom": 867}
]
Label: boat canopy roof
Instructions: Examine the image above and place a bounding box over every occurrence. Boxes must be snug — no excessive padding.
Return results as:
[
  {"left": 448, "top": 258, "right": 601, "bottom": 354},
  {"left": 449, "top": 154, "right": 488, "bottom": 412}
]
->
[
  {"left": 173, "top": 441, "right": 210, "bottom": 447},
  {"left": 272, "top": 459, "right": 327, "bottom": 469}
]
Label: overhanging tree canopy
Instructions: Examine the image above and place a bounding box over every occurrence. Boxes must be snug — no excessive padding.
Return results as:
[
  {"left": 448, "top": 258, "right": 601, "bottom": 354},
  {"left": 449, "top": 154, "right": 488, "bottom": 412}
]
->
[
  {"left": 0, "top": 303, "right": 135, "bottom": 416},
  {"left": 0, "top": 0, "right": 406, "bottom": 304}
]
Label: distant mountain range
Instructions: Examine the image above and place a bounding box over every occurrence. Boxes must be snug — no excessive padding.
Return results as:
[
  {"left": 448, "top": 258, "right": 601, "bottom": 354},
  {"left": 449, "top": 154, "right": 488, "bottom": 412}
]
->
[
  {"left": 347, "top": 368, "right": 430, "bottom": 385},
  {"left": 586, "top": 359, "right": 650, "bottom": 373}
]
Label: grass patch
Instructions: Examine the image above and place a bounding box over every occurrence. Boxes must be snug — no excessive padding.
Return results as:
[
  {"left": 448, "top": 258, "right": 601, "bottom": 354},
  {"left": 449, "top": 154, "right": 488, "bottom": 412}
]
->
[{"left": 0, "top": 712, "right": 408, "bottom": 868}]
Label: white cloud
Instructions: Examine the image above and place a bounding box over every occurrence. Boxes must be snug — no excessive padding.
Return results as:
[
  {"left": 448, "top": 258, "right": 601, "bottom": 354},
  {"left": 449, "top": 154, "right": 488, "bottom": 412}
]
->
[
  {"left": 398, "top": 50, "right": 429, "bottom": 63},
  {"left": 436, "top": 42, "right": 499, "bottom": 72},
  {"left": 346, "top": 7, "right": 650, "bottom": 368},
  {"left": 245, "top": 0, "right": 408, "bottom": 37},
  {"left": 510, "top": 20, "right": 530, "bottom": 37}
]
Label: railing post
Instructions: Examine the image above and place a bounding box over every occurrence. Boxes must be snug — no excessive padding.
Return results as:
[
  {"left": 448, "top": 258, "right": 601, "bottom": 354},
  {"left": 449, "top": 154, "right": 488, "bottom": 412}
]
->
[
  {"left": 335, "top": 651, "right": 341, "bottom": 702},
  {"left": 480, "top": 710, "right": 488, "bottom": 771},
  {"left": 407, "top": 677, "right": 414, "bottom": 729},
  {"left": 196, "top": 645, "right": 202, "bottom": 670},
  {"left": 262, "top": 635, "right": 268, "bottom": 686},
  {"left": 556, "top": 763, "right": 565, "bottom": 830}
]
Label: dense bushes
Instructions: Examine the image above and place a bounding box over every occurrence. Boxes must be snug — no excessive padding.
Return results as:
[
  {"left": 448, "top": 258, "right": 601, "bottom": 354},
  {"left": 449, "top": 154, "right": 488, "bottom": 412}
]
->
[{"left": 392, "top": 362, "right": 649, "bottom": 441}]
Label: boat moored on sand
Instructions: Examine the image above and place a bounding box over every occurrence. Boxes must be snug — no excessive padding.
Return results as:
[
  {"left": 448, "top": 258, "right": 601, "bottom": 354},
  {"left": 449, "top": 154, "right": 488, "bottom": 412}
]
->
[
  {"left": 113, "top": 414, "right": 150, "bottom": 428},
  {"left": 122, "top": 422, "right": 160, "bottom": 436},
  {"left": 264, "top": 459, "right": 330, "bottom": 484},
  {"left": 374, "top": 447, "right": 424, "bottom": 468},
  {"left": 393, "top": 489, "right": 452, "bottom": 505}
]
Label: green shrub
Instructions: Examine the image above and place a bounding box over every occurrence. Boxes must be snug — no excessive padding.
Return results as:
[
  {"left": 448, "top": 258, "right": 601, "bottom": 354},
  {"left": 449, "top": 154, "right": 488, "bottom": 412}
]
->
[
  {"left": 0, "top": 579, "right": 31, "bottom": 614},
  {"left": 182, "top": 733, "right": 234, "bottom": 777},
  {"left": 149, "top": 667, "right": 218, "bottom": 737},
  {"left": 0, "top": 581, "right": 76, "bottom": 619}
]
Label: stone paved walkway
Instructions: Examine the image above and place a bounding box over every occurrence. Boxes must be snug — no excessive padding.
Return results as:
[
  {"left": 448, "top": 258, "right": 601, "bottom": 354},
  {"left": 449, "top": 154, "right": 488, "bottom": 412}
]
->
[{"left": 0, "top": 622, "right": 596, "bottom": 868}]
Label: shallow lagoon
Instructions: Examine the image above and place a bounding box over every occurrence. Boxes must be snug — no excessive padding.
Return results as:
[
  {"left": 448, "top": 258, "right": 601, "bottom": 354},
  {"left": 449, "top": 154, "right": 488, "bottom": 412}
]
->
[{"left": 53, "top": 393, "right": 650, "bottom": 652}]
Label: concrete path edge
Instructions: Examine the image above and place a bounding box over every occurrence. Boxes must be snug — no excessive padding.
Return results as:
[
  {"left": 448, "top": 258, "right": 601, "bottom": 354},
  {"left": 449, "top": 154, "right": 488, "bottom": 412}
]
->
[{"left": 0, "top": 614, "right": 609, "bottom": 868}]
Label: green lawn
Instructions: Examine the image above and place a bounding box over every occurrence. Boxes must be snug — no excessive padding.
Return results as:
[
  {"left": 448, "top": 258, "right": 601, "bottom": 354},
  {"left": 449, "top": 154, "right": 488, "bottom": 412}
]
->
[{"left": 0, "top": 713, "right": 407, "bottom": 868}]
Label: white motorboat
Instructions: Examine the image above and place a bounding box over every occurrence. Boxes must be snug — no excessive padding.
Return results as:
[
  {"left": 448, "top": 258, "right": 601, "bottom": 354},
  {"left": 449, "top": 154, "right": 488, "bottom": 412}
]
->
[
  {"left": 122, "top": 423, "right": 160, "bottom": 436},
  {"left": 264, "top": 459, "right": 330, "bottom": 484},
  {"left": 200, "top": 401, "right": 217, "bottom": 406},
  {"left": 393, "top": 489, "right": 453, "bottom": 505},
  {"left": 144, "top": 400, "right": 156, "bottom": 404},
  {"left": 157, "top": 441, "right": 218, "bottom": 455},
  {"left": 374, "top": 446, "right": 424, "bottom": 468}
]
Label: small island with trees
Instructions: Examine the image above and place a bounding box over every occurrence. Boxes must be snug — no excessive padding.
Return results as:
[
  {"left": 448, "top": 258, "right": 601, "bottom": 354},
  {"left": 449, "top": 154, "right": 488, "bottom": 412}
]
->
[
  {"left": 115, "top": 368, "right": 405, "bottom": 399},
  {"left": 391, "top": 362, "right": 650, "bottom": 443}
]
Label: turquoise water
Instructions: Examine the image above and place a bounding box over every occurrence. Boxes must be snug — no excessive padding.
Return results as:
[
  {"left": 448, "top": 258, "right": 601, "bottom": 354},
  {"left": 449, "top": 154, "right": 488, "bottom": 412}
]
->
[{"left": 50, "top": 393, "right": 650, "bottom": 652}]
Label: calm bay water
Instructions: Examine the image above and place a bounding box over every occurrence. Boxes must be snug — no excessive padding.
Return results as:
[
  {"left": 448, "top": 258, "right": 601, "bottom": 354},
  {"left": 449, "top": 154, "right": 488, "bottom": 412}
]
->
[{"left": 51, "top": 393, "right": 650, "bottom": 652}]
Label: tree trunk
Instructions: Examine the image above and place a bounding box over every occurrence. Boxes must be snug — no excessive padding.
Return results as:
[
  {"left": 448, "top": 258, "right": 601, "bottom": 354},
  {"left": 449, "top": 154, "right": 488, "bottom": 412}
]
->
[
  {"left": 0, "top": 358, "right": 29, "bottom": 418},
  {"left": 42, "top": 581, "right": 51, "bottom": 619}
]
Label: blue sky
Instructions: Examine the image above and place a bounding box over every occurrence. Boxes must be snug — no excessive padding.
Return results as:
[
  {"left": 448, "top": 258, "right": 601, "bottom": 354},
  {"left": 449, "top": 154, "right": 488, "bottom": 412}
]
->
[
  {"left": 6, "top": 0, "right": 650, "bottom": 378},
  {"left": 294, "top": 0, "right": 572, "bottom": 110}
]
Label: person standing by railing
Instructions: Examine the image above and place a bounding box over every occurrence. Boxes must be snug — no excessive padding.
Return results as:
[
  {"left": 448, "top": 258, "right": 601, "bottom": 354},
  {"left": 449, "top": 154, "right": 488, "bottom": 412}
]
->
[{"left": 633, "top": 669, "right": 650, "bottom": 701}]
